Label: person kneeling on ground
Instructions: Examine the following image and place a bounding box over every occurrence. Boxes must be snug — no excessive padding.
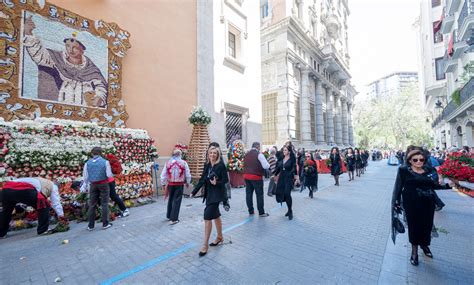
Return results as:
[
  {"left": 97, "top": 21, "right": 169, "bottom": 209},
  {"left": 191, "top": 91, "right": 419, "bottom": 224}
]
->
[{"left": 0, "top": 177, "right": 66, "bottom": 238}]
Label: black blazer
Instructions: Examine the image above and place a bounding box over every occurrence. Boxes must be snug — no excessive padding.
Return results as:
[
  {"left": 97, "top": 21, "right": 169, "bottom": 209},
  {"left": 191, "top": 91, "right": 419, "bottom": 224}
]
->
[{"left": 192, "top": 161, "right": 229, "bottom": 205}]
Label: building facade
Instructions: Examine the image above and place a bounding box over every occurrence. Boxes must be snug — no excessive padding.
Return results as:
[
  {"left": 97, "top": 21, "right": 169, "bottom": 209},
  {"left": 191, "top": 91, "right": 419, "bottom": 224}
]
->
[
  {"left": 198, "top": 0, "right": 262, "bottom": 149},
  {"left": 417, "top": 0, "right": 474, "bottom": 149},
  {"left": 260, "top": 0, "right": 356, "bottom": 150},
  {"left": 366, "top": 72, "right": 418, "bottom": 100}
]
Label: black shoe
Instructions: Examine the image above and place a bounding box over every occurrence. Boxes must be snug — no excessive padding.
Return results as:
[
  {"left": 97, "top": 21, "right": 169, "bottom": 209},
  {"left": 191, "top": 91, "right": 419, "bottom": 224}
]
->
[
  {"left": 199, "top": 250, "right": 207, "bottom": 257},
  {"left": 209, "top": 237, "right": 224, "bottom": 246},
  {"left": 309, "top": 191, "right": 313, "bottom": 199},
  {"left": 421, "top": 246, "right": 433, "bottom": 258},
  {"left": 249, "top": 212, "right": 255, "bottom": 215},
  {"left": 410, "top": 254, "right": 419, "bottom": 266},
  {"left": 285, "top": 212, "right": 289, "bottom": 217},
  {"left": 288, "top": 212, "right": 293, "bottom": 220}
]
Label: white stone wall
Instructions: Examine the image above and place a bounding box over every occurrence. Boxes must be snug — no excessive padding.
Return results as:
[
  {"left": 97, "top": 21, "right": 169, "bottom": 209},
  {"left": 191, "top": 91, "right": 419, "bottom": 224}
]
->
[{"left": 199, "top": 0, "right": 262, "bottom": 149}]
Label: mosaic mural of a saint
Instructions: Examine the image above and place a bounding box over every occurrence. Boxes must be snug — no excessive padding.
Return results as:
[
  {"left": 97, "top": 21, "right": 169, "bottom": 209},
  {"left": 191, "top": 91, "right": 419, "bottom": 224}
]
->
[{"left": 21, "top": 11, "right": 108, "bottom": 108}]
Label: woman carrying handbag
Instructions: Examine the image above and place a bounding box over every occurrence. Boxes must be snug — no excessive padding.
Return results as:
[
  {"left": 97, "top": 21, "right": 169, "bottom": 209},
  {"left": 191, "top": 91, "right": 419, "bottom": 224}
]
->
[{"left": 191, "top": 146, "right": 230, "bottom": 257}]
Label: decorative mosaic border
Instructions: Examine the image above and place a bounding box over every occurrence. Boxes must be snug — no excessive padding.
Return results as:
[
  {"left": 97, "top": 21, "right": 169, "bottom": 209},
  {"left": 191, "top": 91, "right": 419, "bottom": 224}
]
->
[{"left": 0, "top": 0, "right": 131, "bottom": 127}]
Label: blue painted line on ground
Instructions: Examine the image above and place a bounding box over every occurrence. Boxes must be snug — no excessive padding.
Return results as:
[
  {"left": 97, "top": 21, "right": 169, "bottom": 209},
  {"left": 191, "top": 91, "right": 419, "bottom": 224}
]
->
[
  {"left": 99, "top": 242, "right": 197, "bottom": 285},
  {"left": 100, "top": 202, "right": 286, "bottom": 284},
  {"left": 99, "top": 185, "right": 335, "bottom": 284}
]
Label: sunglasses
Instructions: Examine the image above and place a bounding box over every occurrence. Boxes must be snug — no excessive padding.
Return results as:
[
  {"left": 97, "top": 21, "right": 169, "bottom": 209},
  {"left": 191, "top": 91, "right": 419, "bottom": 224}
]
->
[{"left": 411, "top": 158, "right": 425, "bottom": 163}]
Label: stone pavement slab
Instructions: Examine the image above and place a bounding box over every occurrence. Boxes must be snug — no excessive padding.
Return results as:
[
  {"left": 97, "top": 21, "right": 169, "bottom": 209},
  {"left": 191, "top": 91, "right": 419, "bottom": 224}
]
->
[{"left": 0, "top": 161, "right": 472, "bottom": 284}]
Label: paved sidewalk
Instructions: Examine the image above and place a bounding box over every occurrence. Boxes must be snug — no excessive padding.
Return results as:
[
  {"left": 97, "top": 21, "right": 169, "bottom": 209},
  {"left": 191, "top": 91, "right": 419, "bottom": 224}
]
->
[{"left": 0, "top": 161, "right": 472, "bottom": 284}]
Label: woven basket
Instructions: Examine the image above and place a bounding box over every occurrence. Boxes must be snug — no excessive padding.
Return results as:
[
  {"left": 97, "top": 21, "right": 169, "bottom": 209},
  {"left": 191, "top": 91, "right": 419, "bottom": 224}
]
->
[{"left": 188, "top": 124, "right": 211, "bottom": 181}]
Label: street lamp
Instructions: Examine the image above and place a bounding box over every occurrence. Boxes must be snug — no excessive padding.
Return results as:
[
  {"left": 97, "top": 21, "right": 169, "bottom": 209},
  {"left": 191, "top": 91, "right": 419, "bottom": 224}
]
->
[{"left": 435, "top": 99, "right": 443, "bottom": 116}]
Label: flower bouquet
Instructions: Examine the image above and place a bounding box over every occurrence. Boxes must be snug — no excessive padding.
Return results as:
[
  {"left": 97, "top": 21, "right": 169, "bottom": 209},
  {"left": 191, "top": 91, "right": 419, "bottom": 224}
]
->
[
  {"left": 188, "top": 106, "right": 211, "bottom": 126},
  {"left": 227, "top": 140, "right": 245, "bottom": 172}
]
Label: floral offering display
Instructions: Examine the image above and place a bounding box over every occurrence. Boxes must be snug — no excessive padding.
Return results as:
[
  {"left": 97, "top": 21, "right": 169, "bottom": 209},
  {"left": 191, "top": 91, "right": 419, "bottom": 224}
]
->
[
  {"left": 439, "top": 152, "right": 474, "bottom": 183},
  {"left": 227, "top": 140, "right": 245, "bottom": 172},
  {"left": 0, "top": 118, "right": 158, "bottom": 226},
  {"left": 188, "top": 106, "right": 212, "bottom": 126},
  {"left": 174, "top": 143, "right": 189, "bottom": 161}
]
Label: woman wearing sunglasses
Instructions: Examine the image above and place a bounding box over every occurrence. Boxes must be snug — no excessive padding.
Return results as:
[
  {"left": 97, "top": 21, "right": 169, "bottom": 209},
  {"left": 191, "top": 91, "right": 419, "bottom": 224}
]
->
[{"left": 391, "top": 149, "right": 450, "bottom": 266}]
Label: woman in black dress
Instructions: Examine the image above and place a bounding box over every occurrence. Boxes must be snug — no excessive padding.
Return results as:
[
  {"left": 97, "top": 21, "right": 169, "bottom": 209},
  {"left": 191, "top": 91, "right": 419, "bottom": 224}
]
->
[
  {"left": 274, "top": 145, "right": 299, "bottom": 220},
  {"left": 329, "top": 147, "right": 342, "bottom": 186},
  {"left": 361, "top": 150, "right": 369, "bottom": 174},
  {"left": 391, "top": 149, "right": 450, "bottom": 266},
  {"left": 191, "top": 146, "right": 229, "bottom": 257},
  {"left": 302, "top": 151, "right": 318, "bottom": 198},
  {"left": 354, "top": 148, "right": 363, "bottom": 177},
  {"left": 345, "top": 147, "right": 356, "bottom": 181}
]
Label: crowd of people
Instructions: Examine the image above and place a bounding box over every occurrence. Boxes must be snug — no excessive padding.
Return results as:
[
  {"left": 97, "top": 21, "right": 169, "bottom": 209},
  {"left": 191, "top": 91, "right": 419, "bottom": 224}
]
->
[
  {"left": 2, "top": 139, "right": 470, "bottom": 262},
  {"left": 160, "top": 141, "right": 374, "bottom": 256}
]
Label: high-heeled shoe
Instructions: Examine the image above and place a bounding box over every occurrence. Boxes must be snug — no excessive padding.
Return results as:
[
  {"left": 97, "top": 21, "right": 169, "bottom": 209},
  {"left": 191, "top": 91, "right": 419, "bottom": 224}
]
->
[
  {"left": 199, "top": 247, "right": 208, "bottom": 257},
  {"left": 421, "top": 246, "right": 433, "bottom": 258},
  {"left": 410, "top": 254, "right": 419, "bottom": 266},
  {"left": 209, "top": 237, "right": 224, "bottom": 246}
]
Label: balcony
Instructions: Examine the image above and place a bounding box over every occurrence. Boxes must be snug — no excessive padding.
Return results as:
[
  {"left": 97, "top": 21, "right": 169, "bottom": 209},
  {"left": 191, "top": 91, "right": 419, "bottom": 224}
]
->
[
  {"left": 447, "top": 0, "right": 461, "bottom": 15},
  {"left": 441, "top": 14, "right": 455, "bottom": 33},
  {"left": 458, "top": 0, "right": 474, "bottom": 41},
  {"left": 432, "top": 78, "right": 474, "bottom": 127},
  {"left": 452, "top": 29, "right": 469, "bottom": 58},
  {"left": 443, "top": 51, "right": 458, "bottom": 73}
]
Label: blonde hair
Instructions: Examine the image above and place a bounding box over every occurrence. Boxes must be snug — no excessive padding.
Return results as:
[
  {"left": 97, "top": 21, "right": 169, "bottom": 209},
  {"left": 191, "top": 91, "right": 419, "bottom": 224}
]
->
[{"left": 207, "top": 146, "right": 222, "bottom": 164}]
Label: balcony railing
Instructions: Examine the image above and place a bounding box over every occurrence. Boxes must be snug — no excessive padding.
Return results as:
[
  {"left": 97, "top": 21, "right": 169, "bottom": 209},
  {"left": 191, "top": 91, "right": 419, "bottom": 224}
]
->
[
  {"left": 432, "top": 78, "right": 474, "bottom": 127},
  {"left": 458, "top": 0, "right": 474, "bottom": 39}
]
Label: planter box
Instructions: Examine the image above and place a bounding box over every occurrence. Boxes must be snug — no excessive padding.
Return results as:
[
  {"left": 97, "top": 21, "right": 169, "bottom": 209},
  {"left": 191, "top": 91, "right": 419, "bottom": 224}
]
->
[{"left": 229, "top": 170, "right": 245, "bottom": 188}]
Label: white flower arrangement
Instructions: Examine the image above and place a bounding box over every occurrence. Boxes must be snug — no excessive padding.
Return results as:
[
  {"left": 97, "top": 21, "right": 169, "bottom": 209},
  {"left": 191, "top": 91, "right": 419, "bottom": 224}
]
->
[{"left": 188, "top": 106, "right": 211, "bottom": 126}]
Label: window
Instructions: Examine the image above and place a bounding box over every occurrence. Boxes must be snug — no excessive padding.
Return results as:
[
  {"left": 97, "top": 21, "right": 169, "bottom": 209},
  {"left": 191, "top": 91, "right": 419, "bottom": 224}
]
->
[
  {"left": 225, "top": 111, "right": 243, "bottom": 146},
  {"left": 262, "top": 93, "right": 278, "bottom": 145},
  {"left": 260, "top": 0, "right": 269, "bottom": 19},
  {"left": 431, "top": 0, "right": 441, "bottom": 7},
  {"left": 228, "top": 32, "right": 236, "bottom": 58},
  {"left": 435, "top": 57, "right": 445, "bottom": 80},
  {"left": 433, "top": 21, "right": 443, "bottom": 43}
]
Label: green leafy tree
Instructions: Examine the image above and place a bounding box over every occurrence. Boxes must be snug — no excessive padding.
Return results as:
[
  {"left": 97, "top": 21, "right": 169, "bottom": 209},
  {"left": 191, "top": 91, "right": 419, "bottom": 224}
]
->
[{"left": 353, "top": 84, "right": 433, "bottom": 150}]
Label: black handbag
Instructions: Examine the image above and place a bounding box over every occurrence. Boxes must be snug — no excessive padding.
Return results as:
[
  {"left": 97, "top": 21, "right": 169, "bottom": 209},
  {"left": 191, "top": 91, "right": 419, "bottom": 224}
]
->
[{"left": 393, "top": 214, "right": 405, "bottom": 234}]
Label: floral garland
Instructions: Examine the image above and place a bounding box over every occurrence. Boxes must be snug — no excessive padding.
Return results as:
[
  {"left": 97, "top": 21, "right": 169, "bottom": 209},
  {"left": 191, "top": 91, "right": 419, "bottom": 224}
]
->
[
  {"left": 188, "top": 106, "right": 211, "bottom": 126},
  {"left": 227, "top": 140, "right": 245, "bottom": 172},
  {"left": 438, "top": 153, "right": 474, "bottom": 183}
]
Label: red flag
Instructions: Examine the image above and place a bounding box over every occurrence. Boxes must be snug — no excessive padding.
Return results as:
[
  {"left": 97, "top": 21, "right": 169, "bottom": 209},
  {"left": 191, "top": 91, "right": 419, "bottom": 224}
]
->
[{"left": 448, "top": 32, "right": 454, "bottom": 57}]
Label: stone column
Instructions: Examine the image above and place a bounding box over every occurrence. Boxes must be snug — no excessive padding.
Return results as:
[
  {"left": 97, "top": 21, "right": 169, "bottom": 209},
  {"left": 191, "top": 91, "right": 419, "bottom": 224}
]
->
[
  {"left": 348, "top": 102, "right": 354, "bottom": 146},
  {"left": 300, "top": 69, "right": 312, "bottom": 144},
  {"left": 341, "top": 98, "right": 349, "bottom": 145},
  {"left": 315, "top": 80, "right": 325, "bottom": 145},
  {"left": 325, "top": 86, "right": 335, "bottom": 145},
  {"left": 334, "top": 93, "right": 343, "bottom": 145}
]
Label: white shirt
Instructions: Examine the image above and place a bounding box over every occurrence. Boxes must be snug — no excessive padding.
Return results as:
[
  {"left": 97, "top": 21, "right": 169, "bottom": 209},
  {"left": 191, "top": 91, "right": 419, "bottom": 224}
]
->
[
  {"left": 253, "top": 149, "right": 270, "bottom": 170},
  {"left": 160, "top": 157, "right": 191, "bottom": 186},
  {"left": 13, "top": 178, "right": 64, "bottom": 217},
  {"left": 80, "top": 157, "right": 113, "bottom": 192}
]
